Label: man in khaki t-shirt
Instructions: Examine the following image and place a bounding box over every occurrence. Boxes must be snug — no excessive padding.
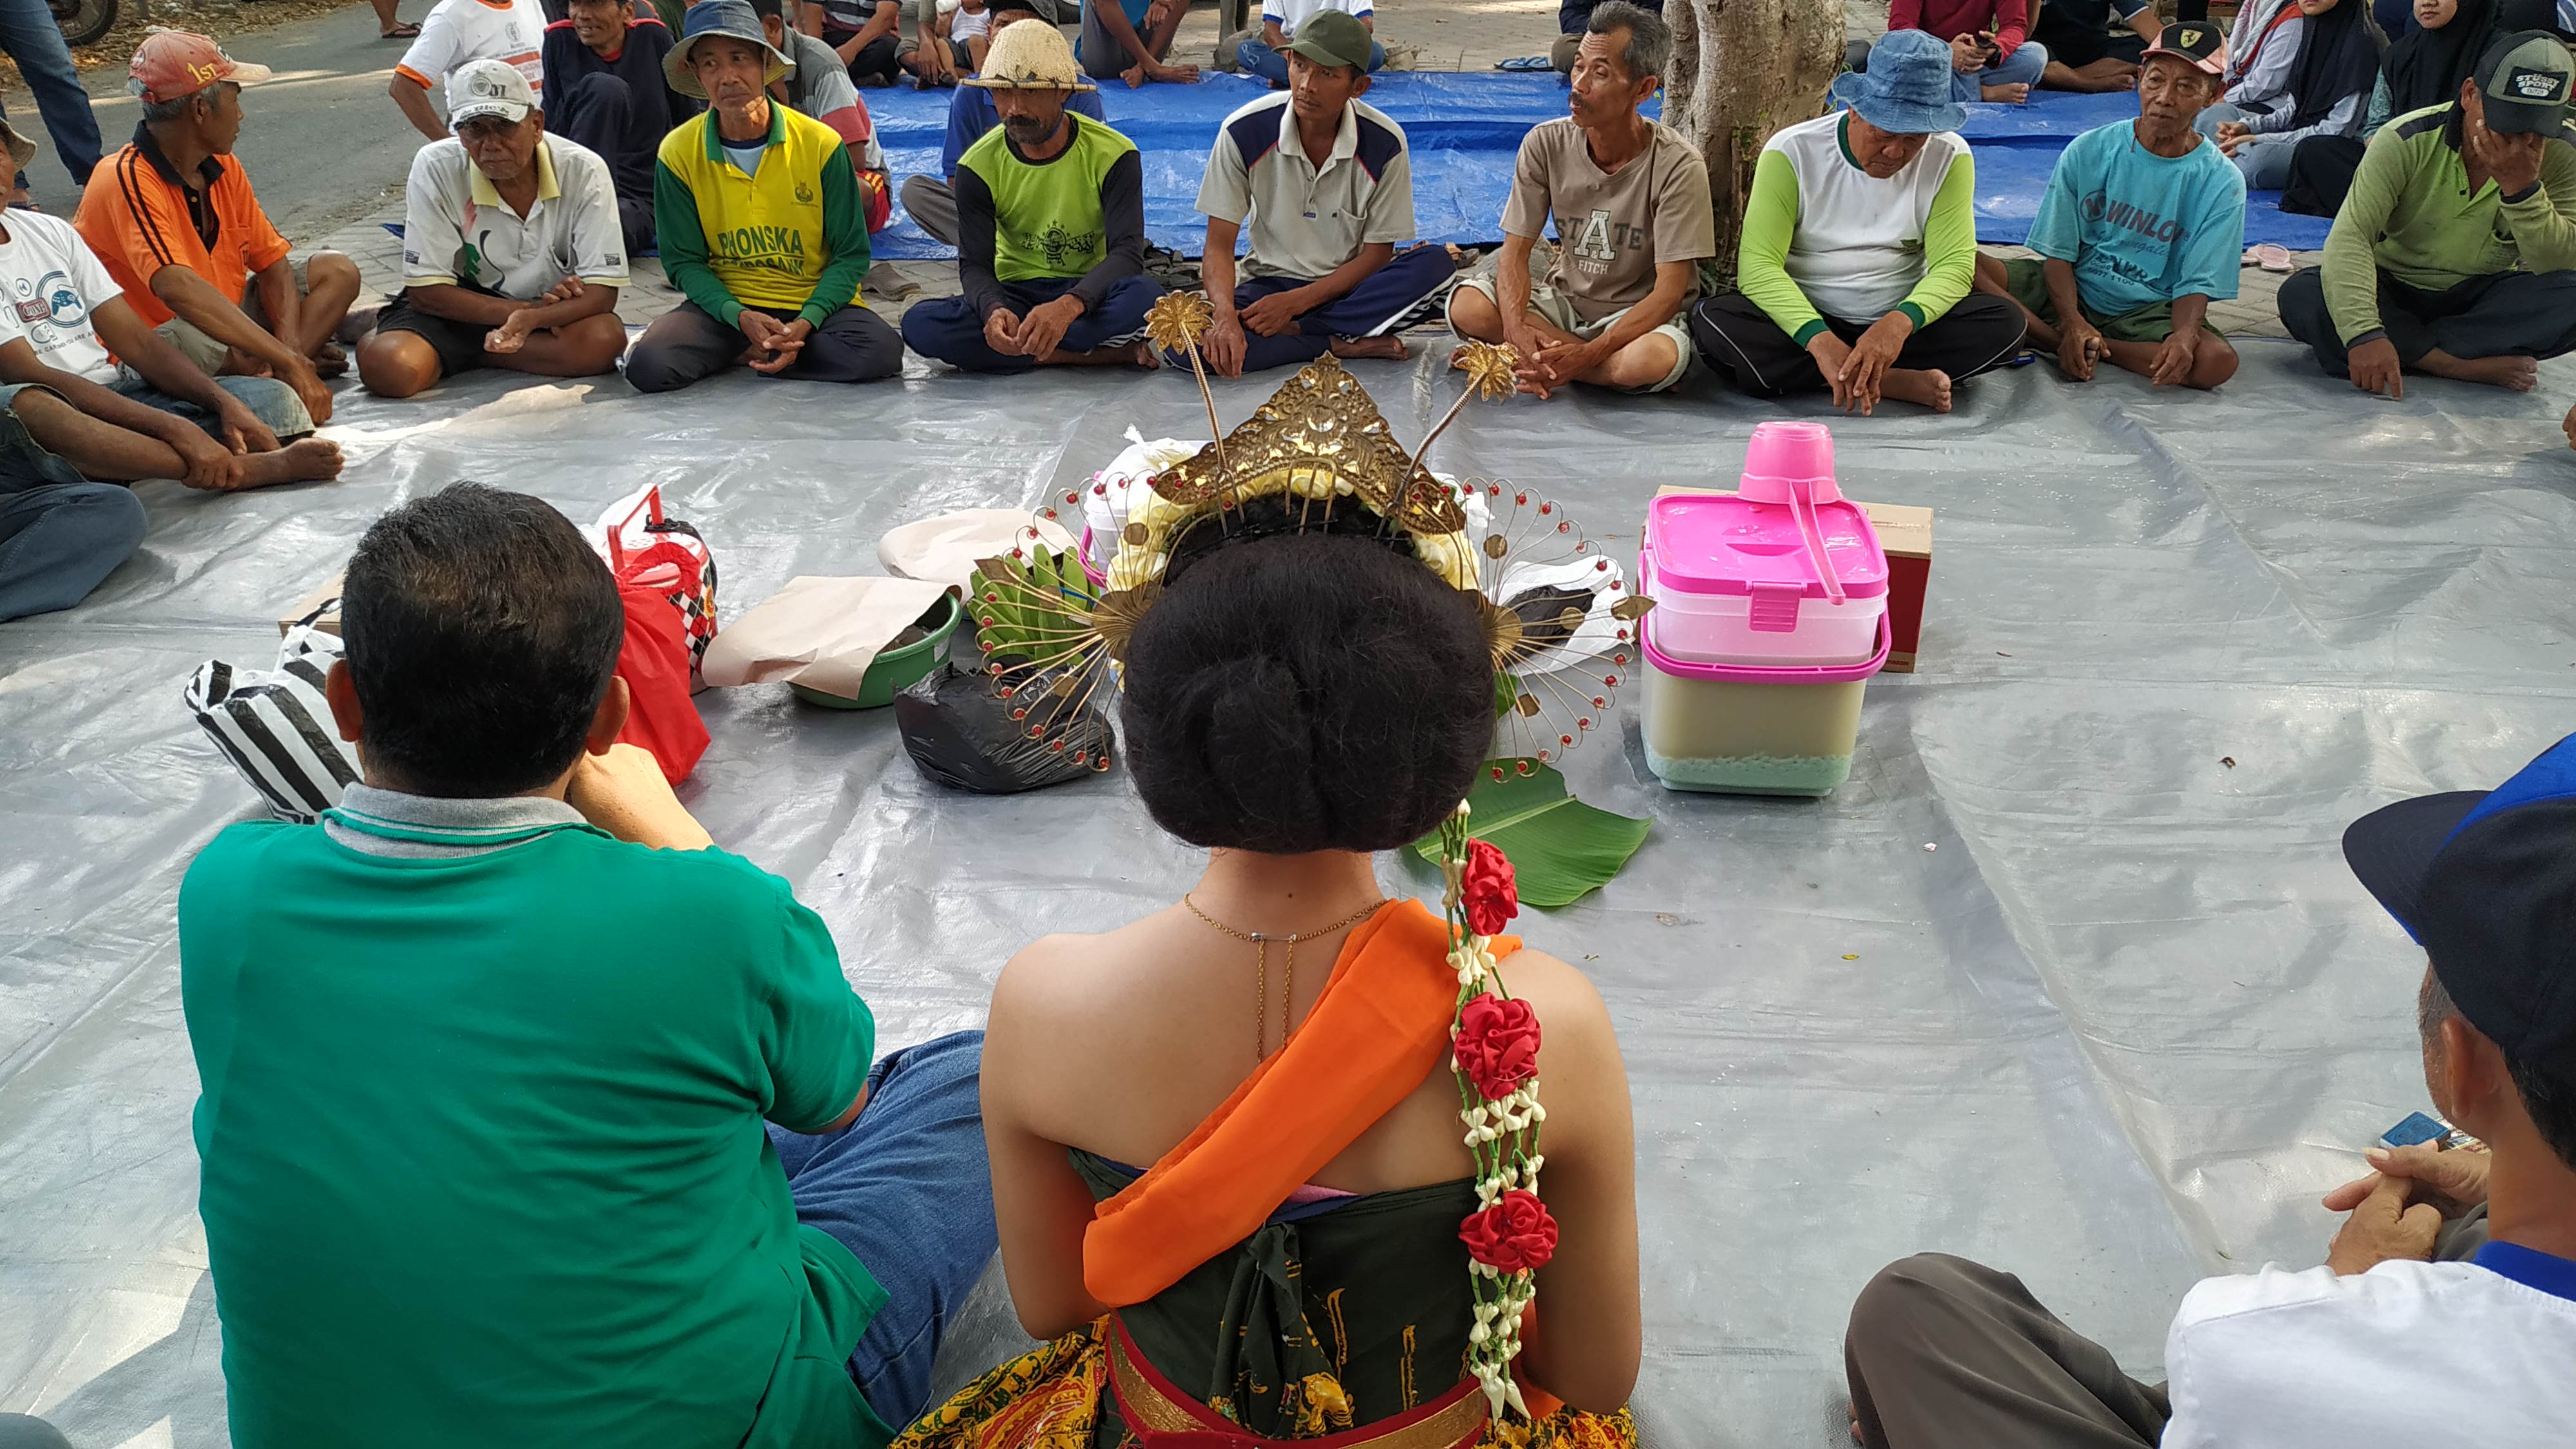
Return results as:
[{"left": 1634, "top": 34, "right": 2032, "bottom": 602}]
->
[{"left": 1449, "top": 0, "right": 1712, "bottom": 395}]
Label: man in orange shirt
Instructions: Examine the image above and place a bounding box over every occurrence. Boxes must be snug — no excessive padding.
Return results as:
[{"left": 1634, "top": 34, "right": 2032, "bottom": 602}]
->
[{"left": 75, "top": 33, "right": 355, "bottom": 427}]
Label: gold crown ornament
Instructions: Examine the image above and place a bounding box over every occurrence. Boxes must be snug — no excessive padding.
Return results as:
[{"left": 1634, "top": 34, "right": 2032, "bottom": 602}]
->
[{"left": 967, "top": 305, "right": 1651, "bottom": 777}]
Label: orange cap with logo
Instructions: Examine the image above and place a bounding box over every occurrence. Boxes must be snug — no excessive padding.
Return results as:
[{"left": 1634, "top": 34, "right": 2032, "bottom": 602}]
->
[{"left": 129, "top": 29, "right": 275, "bottom": 106}]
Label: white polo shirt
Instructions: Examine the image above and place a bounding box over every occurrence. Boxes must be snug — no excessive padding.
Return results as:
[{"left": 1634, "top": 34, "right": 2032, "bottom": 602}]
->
[
  {"left": 1262, "top": 0, "right": 1370, "bottom": 38},
  {"left": 1197, "top": 92, "right": 1414, "bottom": 281},
  {"left": 400, "top": 134, "right": 630, "bottom": 302},
  {"left": 396, "top": 0, "right": 550, "bottom": 95}
]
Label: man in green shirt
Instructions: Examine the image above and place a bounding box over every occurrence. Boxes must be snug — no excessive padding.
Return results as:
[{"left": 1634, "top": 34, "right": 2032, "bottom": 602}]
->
[
  {"left": 178, "top": 482, "right": 995, "bottom": 1449},
  {"left": 627, "top": 1, "right": 902, "bottom": 392},
  {"left": 2279, "top": 29, "right": 2576, "bottom": 397},
  {"left": 898, "top": 20, "right": 1165, "bottom": 372}
]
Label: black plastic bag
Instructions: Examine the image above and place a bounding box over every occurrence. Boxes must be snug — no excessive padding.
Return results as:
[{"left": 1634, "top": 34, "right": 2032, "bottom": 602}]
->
[{"left": 894, "top": 659, "right": 1114, "bottom": 793}]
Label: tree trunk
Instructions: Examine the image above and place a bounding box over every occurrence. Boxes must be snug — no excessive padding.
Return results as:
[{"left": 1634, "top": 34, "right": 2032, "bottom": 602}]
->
[{"left": 1666, "top": 0, "right": 1846, "bottom": 287}]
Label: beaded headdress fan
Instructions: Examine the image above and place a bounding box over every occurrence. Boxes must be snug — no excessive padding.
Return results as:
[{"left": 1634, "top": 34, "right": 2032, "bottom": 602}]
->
[{"left": 967, "top": 295, "right": 1653, "bottom": 775}]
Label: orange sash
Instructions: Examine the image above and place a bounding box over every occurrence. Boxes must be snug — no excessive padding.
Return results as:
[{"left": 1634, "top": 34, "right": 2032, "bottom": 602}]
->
[{"left": 1083, "top": 898, "right": 1520, "bottom": 1308}]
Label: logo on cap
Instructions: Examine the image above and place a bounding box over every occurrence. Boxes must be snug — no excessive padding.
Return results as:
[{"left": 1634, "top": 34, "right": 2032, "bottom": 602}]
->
[
  {"left": 2178, "top": 26, "right": 2202, "bottom": 44},
  {"left": 472, "top": 74, "right": 507, "bottom": 97},
  {"left": 2510, "top": 66, "right": 2568, "bottom": 100}
]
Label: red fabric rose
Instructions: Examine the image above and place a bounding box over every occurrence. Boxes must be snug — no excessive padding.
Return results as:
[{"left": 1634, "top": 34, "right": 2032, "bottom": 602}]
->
[
  {"left": 1454, "top": 992, "right": 1542, "bottom": 1100},
  {"left": 1462, "top": 838, "right": 1519, "bottom": 937},
  {"left": 1459, "top": 1189, "right": 1558, "bottom": 1274}
]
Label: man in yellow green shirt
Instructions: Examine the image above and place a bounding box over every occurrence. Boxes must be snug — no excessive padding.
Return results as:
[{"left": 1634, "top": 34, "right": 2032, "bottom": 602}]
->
[{"left": 627, "top": 0, "right": 900, "bottom": 392}]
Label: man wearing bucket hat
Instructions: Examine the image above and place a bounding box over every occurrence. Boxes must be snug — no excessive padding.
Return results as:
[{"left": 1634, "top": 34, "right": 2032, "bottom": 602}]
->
[
  {"left": 1188, "top": 10, "right": 1457, "bottom": 375},
  {"left": 1448, "top": 1, "right": 1713, "bottom": 397},
  {"left": 899, "top": 23, "right": 1167, "bottom": 372},
  {"left": 1689, "top": 30, "right": 2027, "bottom": 413},
  {"left": 1971, "top": 22, "right": 2248, "bottom": 390},
  {"left": 628, "top": 0, "right": 901, "bottom": 392},
  {"left": 1842, "top": 732, "right": 2576, "bottom": 1446},
  {"left": 2280, "top": 29, "right": 2576, "bottom": 395},
  {"left": 75, "top": 32, "right": 358, "bottom": 430},
  {"left": 356, "top": 60, "right": 634, "bottom": 397}
]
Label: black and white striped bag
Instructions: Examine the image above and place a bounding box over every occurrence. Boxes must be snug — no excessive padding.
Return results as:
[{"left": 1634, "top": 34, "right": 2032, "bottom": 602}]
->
[{"left": 184, "top": 612, "right": 362, "bottom": 823}]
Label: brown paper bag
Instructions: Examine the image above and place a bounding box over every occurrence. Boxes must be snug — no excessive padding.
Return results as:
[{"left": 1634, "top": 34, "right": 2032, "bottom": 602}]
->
[{"left": 699, "top": 576, "right": 954, "bottom": 699}]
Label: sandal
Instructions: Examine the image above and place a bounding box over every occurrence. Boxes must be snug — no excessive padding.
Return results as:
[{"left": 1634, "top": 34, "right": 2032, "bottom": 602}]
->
[
  {"left": 2248, "top": 243, "right": 2294, "bottom": 273},
  {"left": 1495, "top": 55, "right": 1551, "bottom": 71},
  {"left": 380, "top": 21, "right": 422, "bottom": 37}
]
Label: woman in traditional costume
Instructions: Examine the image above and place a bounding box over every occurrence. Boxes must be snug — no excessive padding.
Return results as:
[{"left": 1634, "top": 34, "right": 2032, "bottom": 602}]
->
[{"left": 896, "top": 330, "right": 1644, "bottom": 1449}]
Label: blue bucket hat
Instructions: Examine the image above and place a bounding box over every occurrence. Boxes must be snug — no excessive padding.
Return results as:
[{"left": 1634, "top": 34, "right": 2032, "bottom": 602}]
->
[
  {"left": 1826, "top": 30, "right": 1968, "bottom": 137},
  {"left": 666, "top": 0, "right": 793, "bottom": 102}
]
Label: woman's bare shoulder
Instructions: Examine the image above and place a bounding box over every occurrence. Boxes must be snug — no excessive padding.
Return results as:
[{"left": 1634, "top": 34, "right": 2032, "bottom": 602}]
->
[{"left": 988, "top": 914, "right": 1186, "bottom": 1050}]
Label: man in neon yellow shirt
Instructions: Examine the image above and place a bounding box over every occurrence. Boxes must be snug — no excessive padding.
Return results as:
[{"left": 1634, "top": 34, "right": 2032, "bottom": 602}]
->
[{"left": 627, "top": 0, "right": 900, "bottom": 392}]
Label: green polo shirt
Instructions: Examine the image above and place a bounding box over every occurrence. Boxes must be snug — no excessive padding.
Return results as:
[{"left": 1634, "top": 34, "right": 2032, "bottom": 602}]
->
[
  {"left": 2322, "top": 102, "right": 2576, "bottom": 345},
  {"left": 178, "top": 787, "right": 888, "bottom": 1449}
]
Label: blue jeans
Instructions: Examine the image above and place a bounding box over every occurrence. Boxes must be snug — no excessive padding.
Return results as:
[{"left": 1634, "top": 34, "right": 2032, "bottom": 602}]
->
[
  {"left": 1236, "top": 35, "right": 1387, "bottom": 82},
  {"left": 2195, "top": 102, "right": 2298, "bottom": 189},
  {"left": 0, "top": 0, "right": 100, "bottom": 185},
  {"left": 110, "top": 372, "right": 315, "bottom": 440},
  {"left": 1952, "top": 39, "right": 2047, "bottom": 99},
  {"left": 770, "top": 1030, "right": 997, "bottom": 1431},
  {"left": 902, "top": 274, "right": 1168, "bottom": 374},
  {"left": 0, "top": 386, "right": 146, "bottom": 622}
]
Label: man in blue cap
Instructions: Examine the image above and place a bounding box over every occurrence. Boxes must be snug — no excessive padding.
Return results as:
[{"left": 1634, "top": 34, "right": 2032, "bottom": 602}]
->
[
  {"left": 1975, "top": 21, "right": 2246, "bottom": 390},
  {"left": 1838, "top": 735, "right": 2576, "bottom": 1446},
  {"left": 1689, "top": 30, "right": 2026, "bottom": 414}
]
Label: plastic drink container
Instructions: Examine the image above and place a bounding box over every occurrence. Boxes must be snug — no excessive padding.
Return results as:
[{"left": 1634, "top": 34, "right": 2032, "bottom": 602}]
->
[{"left": 1640, "top": 422, "right": 1889, "bottom": 796}]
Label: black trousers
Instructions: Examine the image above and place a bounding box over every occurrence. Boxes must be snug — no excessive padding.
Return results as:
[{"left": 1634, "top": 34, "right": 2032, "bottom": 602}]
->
[
  {"left": 625, "top": 301, "right": 904, "bottom": 392},
  {"left": 826, "top": 28, "right": 905, "bottom": 85},
  {"left": 1690, "top": 292, "right": 2027, "bottom": 398},
  {"left": 2278, "top": 265, "right": 2576, "bottom": 374},
  {"left": 549, "top": 73, "right": 659, "bottom": 256}
]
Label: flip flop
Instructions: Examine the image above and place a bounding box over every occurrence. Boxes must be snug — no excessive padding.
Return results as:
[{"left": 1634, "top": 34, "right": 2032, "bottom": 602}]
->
[
  {"left": 380, "top": 21, "right": 422, "bottom": 37},
  {"left": 2248, "top": 243, "right": 2294, "bottom": 273},
  {"left": 1495, "top": 55, "right": 1551, "bottom": 71}
]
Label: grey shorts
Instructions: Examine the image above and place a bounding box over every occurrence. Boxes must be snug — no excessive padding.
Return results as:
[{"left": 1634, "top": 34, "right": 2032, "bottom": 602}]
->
[
  {"left": 1448, "top": 269, "right": 1695, "bottom": 393},
  {"left": 155, "top": 256, "right": 314, "bottom": 375}
]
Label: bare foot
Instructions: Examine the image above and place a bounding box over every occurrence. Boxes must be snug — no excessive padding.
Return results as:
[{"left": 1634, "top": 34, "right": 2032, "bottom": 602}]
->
[
  {"left": 1879, "top": 367, "right": 1953, "bottom": 412},
  {"left": 1130, "top": 339, "right": 1162, "bottom": 370},
  {"left": 236, "top": 437, "right": 345, "bottom": 489},
  {"left": 1982, "top": 82, "right": 2031, "bottom": 102},
  {"left": 1850, "top": 1410, "right": 1864, "bottom": 1445},
  {"left": 2420, "top": 350, "right": 2539, "bottom": 391},
  {"left": 308, "top": 341, "right": 349, "bottom": 379},
  {"left": 1330, "top": 335, "right": 1408, "bottom": 361}
]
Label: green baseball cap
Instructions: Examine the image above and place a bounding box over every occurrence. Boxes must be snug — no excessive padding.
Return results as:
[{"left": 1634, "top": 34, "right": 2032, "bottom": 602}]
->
[
  {"left": 2474, "top": 30, "right": 2575, "bottom": 135},
  {"left": 1285, "top": 9, "right": 1373, "bottom": 73}
]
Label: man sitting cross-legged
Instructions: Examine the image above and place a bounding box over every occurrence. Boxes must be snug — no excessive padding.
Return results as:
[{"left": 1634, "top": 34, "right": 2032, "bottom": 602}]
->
[
  {"left": 1078, "top": 0, "right": 1200, "bottom": 85},
  {"left": 1448, "top": 1, "right": 1712, "bottom": 398},
  {"left": 357, "top": 61, "right": 632, "bottom": 398},
  {"left": 0, "top": 119, "right": 337, "bottom": 501},
  {"left": 900, "top": 21, "right": 1165, "bottom": 372},
  {"left": 1690, "top": 30, "right": 2027, "bottom": 415},
  {"left": 178, "top": 481, "right": 998, "bottom": 1449},
  {"left": 628, "top": 0, "right": 900, "bottom": 392},
  {"left": 1974, "top": 22, "right": 2246, "bottom": 390},
  {"left": 77, "top": 31, "right": 357, "bottom": 428},
  {"left": 1186, "top": 10, "right": 1457, "bottom": 376},
  {"left": 541, "top": 0, "right": 694, "bottom": 256},
  {"left": 2280, "top": 29, "right": 2576, "bottom": 395},
  {"left": 1842, "top": 730, "right": 2576, "bottom": 1447}
]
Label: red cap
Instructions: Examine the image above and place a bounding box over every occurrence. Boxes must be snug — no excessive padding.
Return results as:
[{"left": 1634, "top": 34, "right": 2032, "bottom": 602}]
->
[{"left": 129, "top": 30, "right": 274, "bottom": 105}]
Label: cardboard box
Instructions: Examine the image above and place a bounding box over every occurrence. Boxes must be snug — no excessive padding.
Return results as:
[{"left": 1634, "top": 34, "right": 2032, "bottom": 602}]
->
[
  {"left": 1652, "top": 488, "right": 1932, "bottom": 674},
  {"left": 277, "top": 572, "right": 345, "bottom": 638}
]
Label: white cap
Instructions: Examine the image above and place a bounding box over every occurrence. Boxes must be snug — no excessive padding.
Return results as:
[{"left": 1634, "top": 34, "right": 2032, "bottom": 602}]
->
[{"left": 447, "top": 57, "right": 535, "bottom": 125}]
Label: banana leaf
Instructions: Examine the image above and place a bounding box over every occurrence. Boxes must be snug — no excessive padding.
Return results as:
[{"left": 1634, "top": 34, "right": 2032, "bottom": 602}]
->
[{"left": 1410, "top": 760, "right": 1649, "bottom": 909}]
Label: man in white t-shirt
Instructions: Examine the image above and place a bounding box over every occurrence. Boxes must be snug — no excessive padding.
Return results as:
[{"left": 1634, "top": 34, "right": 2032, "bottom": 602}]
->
[
  {"left": 1229, "top": 0, "right": 1380, "bottom": 85},
  {"left": 0, "top": 115, "right": 341, "bottom": 621},
  {"left": 1841, "top": 734, "right": 2576, "bottom": 1448},
  {"left": 357, "top": 61, "right": 630, "bottom": 397},
  {"left": 393, "top": 0, "right": 553, "bottom": 140}
]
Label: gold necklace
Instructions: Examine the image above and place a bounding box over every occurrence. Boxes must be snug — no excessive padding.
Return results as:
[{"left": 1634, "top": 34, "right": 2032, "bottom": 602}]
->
[{"left": 1182, "top": 893, "right": 1387, "bottom": 1061}]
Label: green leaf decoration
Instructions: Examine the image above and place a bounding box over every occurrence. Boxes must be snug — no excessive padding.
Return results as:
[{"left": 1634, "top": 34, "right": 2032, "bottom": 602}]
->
[
  {"left": 1411, "top": 759, "right": 1649, "bottom": 909},
  {"left": 972, "top": 544, "right": 1095, "bottom": 659}
]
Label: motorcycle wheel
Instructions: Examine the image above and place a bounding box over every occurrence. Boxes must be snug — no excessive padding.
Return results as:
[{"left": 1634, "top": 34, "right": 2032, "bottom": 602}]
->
[{"left": 50, "top": 0, "right": 117, "bottom": 48}]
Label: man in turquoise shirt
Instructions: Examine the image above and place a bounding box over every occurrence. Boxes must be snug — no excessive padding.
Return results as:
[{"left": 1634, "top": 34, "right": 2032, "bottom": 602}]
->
[{"left": 178, "top": 483, "right": 994, "bottom": 1449}]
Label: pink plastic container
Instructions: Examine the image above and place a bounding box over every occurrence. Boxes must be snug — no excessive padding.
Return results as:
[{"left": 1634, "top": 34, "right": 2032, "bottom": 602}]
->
[
  {"left": 1645, "top": 422, "right": 1888, "bottom": 668},
  {"left": 1639, "top": 607, "right": 1889, "bottom": 796}
]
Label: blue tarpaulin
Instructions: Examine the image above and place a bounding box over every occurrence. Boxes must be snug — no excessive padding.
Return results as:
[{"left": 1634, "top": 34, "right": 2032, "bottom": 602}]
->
[{"left": 860, "top": 73, "right": 2331, "bottom": 260}]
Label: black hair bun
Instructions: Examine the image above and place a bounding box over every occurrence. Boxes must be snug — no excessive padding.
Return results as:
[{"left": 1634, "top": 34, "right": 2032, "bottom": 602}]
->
[{"left": 1121, "top": 511, "right": 1492, "bottom": 855}]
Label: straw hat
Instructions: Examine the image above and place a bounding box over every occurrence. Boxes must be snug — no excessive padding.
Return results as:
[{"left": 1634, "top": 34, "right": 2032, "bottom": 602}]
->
[{"left": 962, "top": 20, "right": 1096, "bottom": 91}]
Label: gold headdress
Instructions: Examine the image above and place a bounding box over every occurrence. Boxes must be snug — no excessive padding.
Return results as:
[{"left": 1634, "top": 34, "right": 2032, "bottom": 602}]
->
[{"left": 969, "top": 307, "right": 1651, "bottom": 775}]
